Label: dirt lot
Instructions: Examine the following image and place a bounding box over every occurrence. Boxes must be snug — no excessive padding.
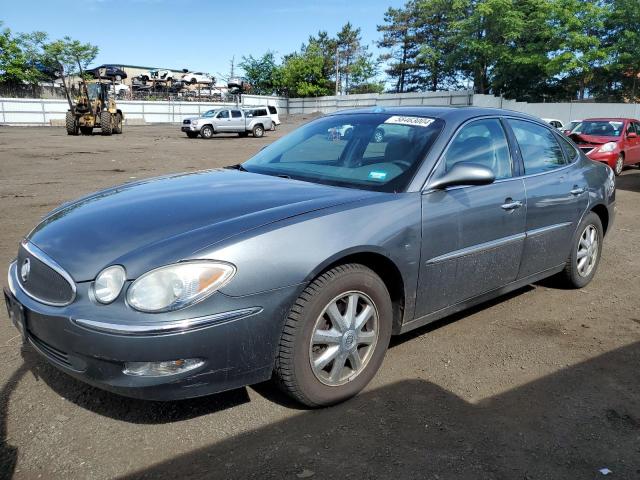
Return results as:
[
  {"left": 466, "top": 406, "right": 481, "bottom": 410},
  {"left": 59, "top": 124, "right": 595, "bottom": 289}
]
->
[{"left": 0, "top": 123, "right": 639, "bottom": 480}]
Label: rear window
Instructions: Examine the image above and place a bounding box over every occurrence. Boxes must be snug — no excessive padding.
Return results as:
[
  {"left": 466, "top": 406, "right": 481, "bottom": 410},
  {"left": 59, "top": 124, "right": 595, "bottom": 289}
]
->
[
  {"left": 268, "top": 106, "right": 277, "bottom": 114},
  {"left": 231, "top": 110, "right": 242, "bottom": 118}
]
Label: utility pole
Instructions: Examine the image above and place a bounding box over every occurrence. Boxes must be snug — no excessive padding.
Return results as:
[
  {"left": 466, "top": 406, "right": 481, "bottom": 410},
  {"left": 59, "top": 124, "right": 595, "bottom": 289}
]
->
[
  {"left": 335, "top": 46, "right": 340, "bottom": 96},
  {"left": 230, "top": 56, "right": 235, "bottom": 79}
]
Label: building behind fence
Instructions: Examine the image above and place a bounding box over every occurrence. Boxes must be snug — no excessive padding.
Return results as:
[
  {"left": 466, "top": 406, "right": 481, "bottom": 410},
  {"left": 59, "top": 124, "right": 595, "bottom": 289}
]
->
[{"left": 1, "top": 90, "right": 639, "bottom": 126}]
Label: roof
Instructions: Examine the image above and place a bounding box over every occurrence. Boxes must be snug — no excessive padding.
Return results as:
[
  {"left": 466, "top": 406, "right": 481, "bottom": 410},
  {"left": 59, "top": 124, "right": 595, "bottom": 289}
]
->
[
  {"left": 91, "top": 64, "right": 184, "bottom": 72},
  {"left": 329, "top": 106, "right": 540, "bottom": 122},
  {"left": 581, "top": 117, "right": 639, "bottom": 122}
]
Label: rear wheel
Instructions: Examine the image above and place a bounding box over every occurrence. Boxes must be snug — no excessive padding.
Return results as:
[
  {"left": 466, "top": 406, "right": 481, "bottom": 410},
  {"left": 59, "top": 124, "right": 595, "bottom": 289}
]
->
[
  {"left": 252, "top": 125, "right": 264, "bottom": 138},
  {"left": 560, "top": 212, "right": 603, "bottom": 288},
  {"left": 614, "top": 154, "right": 624, "bottom": 176},
  {"left": 270, "top": 122, "right": 277, "bottom": 131},
  {"left": 200, "top": 125, "right": 214, "bottom": 139},
  {"left": 113, "top": 113, "right": 123, "bottom": 134},
  {"left": 65, "top": 111, "right": 78, "bottom": 135},
  {"left": 274, "top": 264, "right": 392, "bottom": 407},
  {"left": 101, "top": 111, "right": 113, "bottom": 136}
]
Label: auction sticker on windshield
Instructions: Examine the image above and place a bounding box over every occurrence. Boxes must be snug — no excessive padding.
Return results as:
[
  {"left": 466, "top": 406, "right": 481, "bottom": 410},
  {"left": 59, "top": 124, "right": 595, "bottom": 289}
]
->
[{"left": 384, "top": 116, "right": 435, "bottom": 128}]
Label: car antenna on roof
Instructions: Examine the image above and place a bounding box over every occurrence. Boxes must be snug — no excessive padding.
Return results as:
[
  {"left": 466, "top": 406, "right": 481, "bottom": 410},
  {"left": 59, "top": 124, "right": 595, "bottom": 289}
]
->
[{"left": 373, "top": 106, "right": 385, "bottom": 113}]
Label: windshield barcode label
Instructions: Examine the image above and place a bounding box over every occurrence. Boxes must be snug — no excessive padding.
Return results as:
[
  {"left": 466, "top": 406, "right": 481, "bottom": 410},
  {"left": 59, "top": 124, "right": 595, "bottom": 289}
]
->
[{"left": 384, "top": 116, "right": 435, "bottom": 128}]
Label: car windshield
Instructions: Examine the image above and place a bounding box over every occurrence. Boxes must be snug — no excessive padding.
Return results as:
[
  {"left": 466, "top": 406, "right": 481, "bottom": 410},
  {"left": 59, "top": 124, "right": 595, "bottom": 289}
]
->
[
  {"left": 579, "top": 121, "right": 624, "bottom": 137},
  {"left": 202, "top": 110, "right": 217, "bottom": 117},
  {"left": 242, "top": 113, "right": 444, "bottom": 192}
]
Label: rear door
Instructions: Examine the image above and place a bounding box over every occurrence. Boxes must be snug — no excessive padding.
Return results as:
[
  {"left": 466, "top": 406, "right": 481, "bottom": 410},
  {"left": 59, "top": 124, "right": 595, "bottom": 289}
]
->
[
  {"left": 268, "top": 105, "right": 280, "bottom": 125},
  {"left": 506, "top": 118, "right": 588, "bottom": 278},
  {"left": 416, "top": 117, "right": 526, "bottom": 316},
  {"left": 625, "top": 121, "right": 640, "bottom": 163}
]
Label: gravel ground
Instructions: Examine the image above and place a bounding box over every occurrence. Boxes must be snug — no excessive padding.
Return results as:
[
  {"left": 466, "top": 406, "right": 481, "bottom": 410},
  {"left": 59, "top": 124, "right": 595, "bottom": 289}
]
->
[{"left": 0, "top": 123, "right": 639, "bottom": 480}]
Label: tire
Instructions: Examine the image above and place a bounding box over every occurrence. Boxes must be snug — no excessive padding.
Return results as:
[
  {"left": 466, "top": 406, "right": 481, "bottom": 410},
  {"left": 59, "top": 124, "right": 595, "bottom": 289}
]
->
[
  {"left": 560, "top": 212, "right": 603, "bottom": 288},
  {"left": 65, "top": 111, "right": 78, "bottom": 135},
  {"left": 101, "top": 111, "right": 113, "bottom": 136},
  {"left": 274, "top": 264, "right": 392, "bottom": 407},
  {"left": 113, "top": 113, "right": 123, "bottom": 134},
  {"left": 200, "top": 125, "right": 214, "bottom": 139},
  {"left": 270, "top": 122, "right": 277, "bottom": 132},
  {"left": 80, "top": 126, "right": 93, "bottom": 135},
  {"left": 186, "top": 131, "right": 198, "bottom": 138},
  {"left": 613, "top": 154, "right": 624, "bottom": 176},
  {"left": 252, "top": 124, "right": 264, "bottom": 138}
]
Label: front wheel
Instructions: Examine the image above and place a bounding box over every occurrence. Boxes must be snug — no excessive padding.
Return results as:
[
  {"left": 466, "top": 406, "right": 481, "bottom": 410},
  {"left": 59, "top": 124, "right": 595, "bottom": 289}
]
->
[
  {"left": 100, "top": 111, "right": 113, "bottom": 136},
  {"left": 614, "top": 154, "right": 624, "bottom": 176},
  {"left": 560, "top": 212, "right": 603, "bottom": 288},
  {"left": 200, "top": 125, "right": 214, "bottom": 139},
  {"left": 252, "top": 125, "right": 264, "bottom": 138},
  {"left": 274, "top": 264, "right": 392, "bottom": 407},
  {"left": 65, "top": 111, "right": 78, "bottom": 135}
]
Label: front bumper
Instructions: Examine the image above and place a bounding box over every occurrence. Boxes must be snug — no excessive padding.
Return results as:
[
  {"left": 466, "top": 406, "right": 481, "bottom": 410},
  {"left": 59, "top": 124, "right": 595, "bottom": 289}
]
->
[
  {"left": 181, "top": 124, "right": 200, "bottom": 133},
  {"left": 585, "top": 149, "right": 618, "bottom": 167},
  {"left": 5, "top": 261, "right": 300, "bottom": 400}
]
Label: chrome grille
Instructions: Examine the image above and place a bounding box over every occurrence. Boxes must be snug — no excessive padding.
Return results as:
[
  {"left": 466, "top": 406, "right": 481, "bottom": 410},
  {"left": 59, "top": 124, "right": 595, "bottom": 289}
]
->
[{"left": 16, "top": 242, "right": 75, "bottom": 306}]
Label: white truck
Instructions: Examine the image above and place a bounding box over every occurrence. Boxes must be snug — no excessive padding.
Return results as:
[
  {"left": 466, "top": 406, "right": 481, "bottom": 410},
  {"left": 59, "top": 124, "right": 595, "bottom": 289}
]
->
[{"left": 181, "top": 107, "right": 273, "bottom": 139}]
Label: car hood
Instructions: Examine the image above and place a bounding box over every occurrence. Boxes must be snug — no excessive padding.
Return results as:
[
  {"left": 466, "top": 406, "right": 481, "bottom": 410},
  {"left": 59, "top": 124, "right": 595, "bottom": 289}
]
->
[
  {"left": 27, "top": 169, "right": 376, "bottom": 281},
  {"left": 570, "top": 133, "right": 620, "bottom": 145}
]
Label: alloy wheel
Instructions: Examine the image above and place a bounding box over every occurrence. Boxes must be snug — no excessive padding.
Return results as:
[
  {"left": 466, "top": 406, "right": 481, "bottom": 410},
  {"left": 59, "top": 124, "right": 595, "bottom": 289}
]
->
[
  {"left": 577, "top": 224, "right": 599, "bottom": 277},
  {"left": 615, "top": 155, "right": 623, "bottom": 175},
  {"left": 309, "top": 291, "right": 379, "bottom": 386}
]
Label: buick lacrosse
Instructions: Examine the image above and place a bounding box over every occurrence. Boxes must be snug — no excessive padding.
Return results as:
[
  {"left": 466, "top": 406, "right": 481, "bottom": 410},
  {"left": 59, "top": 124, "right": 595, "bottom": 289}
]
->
[{"left": 4, "top": 107, "right": 615, "bottom": 406}]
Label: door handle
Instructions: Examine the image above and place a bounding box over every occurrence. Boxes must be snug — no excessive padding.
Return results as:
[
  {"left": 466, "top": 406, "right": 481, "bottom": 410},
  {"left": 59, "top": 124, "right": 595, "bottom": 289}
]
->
[
  {"left": 570, "top": 186, "right": 586, "bottom": 196},
  {"left": 501, "top": 200, "right": 523, "bottom": 210}
]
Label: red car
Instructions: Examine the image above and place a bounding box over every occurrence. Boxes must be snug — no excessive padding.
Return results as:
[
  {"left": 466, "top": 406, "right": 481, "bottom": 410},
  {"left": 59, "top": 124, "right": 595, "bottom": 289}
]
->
[{"left": 570, "top": 118, "right": 640, "bottom": 175}]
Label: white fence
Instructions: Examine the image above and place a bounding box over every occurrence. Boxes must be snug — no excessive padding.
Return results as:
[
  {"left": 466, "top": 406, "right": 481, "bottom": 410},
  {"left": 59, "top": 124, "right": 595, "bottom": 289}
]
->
[
  {"left": 1, "top": 91, "right": 638, "bottom": 126},
  {"left": 0, "top": 94, "right": 288, "bottom": 125}
]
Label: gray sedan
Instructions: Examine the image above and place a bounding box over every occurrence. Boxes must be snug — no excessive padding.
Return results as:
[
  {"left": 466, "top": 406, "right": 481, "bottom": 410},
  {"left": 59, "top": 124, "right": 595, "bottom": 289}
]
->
[{"left": 4, "top": 107, "right": 615, "bottom": 406}]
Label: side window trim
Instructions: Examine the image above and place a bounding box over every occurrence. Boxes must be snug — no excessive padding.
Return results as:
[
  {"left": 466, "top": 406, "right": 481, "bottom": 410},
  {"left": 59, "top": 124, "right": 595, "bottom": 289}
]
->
[
  {"left": 423, "top": 115, "right": 517, "bottom": 191},
  {"left": 506, "top": 117, "right": 570, "bottom": 177}
]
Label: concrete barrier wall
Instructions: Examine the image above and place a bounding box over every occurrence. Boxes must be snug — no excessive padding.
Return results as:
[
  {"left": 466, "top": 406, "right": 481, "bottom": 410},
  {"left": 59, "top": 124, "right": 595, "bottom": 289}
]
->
[
  {"left": 473, "top": 94, "right": 640, "bottom": 125},
  {"left": 0, "top": 95, "right": 288, "bottom": 125},
  {"left": 1, "top": 92, "right": 638, "bottom": 126}
]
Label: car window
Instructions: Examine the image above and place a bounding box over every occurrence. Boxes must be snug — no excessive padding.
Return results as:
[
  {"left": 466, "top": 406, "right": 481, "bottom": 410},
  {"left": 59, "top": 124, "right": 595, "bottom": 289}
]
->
[
  {"left": 509, "top": 119, "right": 566, "bottom": 174},
  {"left": 442, "top": 118, "right": 513, "bottom": 180},
  {"left": 557, "top": 134, "right": 579, "bottom": 163},
  {"left": 202, "top": 110, "right": 215, "bottom": 118},
  {"left": 268, "top": 106, "right": 277, "bottom": 114},
  {"left": 627, "top": 122, "right": 637, "bottom": 135},
  {"left": 579, "top": 120, "right": 623, "bottom": 137},
  {"left": 217, "top": 110, "right": 229, "bottom": 119},
  {"left": 231, "top": 110, "right": 242, "bottom": 118},
  {"left": 243, "top": 114, "right": 444, "bottom": 192}
]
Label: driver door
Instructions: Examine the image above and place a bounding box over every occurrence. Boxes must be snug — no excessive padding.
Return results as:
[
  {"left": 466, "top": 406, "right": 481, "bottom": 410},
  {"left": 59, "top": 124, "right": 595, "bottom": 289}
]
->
[
  {"left": 215, "top": 110, "right": 231, "bottom": 131},
  {"left": 415, "top": 118, "right": 526, "bottom": 317}
]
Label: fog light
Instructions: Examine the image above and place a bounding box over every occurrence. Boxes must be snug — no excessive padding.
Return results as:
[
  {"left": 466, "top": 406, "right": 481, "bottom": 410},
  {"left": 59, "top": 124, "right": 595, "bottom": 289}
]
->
[{"left": 123, "top": 358, "right": 204, "bottom": 377}]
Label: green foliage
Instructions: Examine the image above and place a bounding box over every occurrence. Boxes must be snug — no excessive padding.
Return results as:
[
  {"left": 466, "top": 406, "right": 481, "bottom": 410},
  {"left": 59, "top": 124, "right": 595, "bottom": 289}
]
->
[
  {"left": 239, "top": 52, "right": 279, "bottom": 95},
  {"left": 278, "top": 44, "right": 332, "bottom": 97},
  {"left": 0, "top": 23, "right": 98, "bottom": 89},
  {"left": 377, "top": 0, "right": 640, "bottom": 101}
]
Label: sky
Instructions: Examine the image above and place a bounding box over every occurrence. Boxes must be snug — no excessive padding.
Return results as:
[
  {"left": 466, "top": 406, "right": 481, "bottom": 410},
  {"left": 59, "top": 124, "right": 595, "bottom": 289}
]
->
[{"left": 1, "top": 0, "right": 405, "bottom": 82}]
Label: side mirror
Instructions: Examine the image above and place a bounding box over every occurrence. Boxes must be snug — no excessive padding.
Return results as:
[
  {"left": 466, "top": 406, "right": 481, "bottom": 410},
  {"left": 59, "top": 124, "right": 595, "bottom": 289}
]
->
[
  {"left": 428, "top": 162, "right": 495, "bottom": 190},
  {"left": 628, "top": 132, "right": 637, "bottom": 139}
]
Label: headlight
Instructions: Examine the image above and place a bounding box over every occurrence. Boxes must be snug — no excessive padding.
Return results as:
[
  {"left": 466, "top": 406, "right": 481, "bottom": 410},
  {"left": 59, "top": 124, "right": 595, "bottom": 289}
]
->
[
  {"left": 598, "top": 142, "right": 617, "bottom": 153},
  {"left": 94, "top": 265, "right": 126, "bottom": 304},
  {"left": 127, "top": 261, "right": 235, "bottom": 313}
]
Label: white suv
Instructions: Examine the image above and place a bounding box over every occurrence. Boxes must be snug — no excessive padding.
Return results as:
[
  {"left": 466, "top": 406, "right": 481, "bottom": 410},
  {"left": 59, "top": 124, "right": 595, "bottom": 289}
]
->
[{"left": 182, "top": 72, "right": 213, "bottom": 84}]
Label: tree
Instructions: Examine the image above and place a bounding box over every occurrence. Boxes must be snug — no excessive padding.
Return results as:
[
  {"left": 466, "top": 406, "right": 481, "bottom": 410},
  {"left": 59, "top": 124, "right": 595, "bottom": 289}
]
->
[
  {"left": 278, "top": 43, "right": 332, "bottom": 97},
  {"left": 239, "top": 52, "right": 279, "bottom": 95},
  {"left": 336, "top": 23, "right": 378, "bottom": 94},
  {"left": 604, "top": 0, "right": 640, "bottom": 101},
  {"left": 377, "top": 4, "right": 418, "bottom": 93},
  {"left": 547, "top": 0, "right": 608, "bottom": 100},
  {"left": 0, "top": 23, "right": 47, "bottom": 85}
]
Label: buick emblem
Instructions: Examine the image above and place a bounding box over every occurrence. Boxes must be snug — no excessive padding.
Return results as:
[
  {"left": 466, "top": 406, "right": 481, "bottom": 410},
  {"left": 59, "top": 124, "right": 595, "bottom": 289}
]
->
[{"left": 20, "top": 258, "right": 31, "bottom": 282}]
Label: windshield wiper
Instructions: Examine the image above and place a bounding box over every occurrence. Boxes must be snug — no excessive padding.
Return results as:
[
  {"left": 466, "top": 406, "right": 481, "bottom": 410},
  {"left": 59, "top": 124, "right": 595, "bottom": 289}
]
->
[{"left": 226, "top": 163, "right": 248, "bottom": 172}]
